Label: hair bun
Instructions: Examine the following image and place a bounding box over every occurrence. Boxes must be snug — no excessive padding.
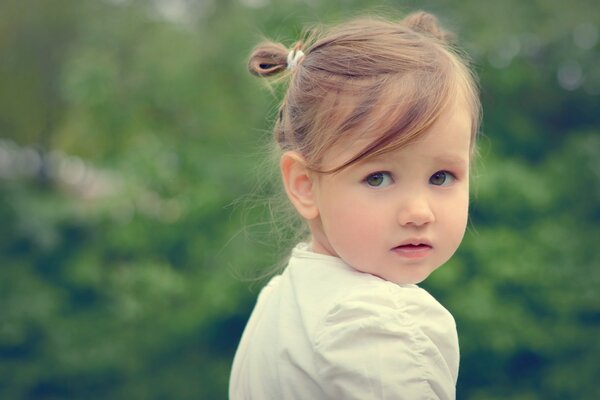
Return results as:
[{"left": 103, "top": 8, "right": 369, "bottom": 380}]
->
[
  {"left": 248, "top": 42, "right": 289, "bottom": 77},
  {"left": 402, "top": 11, "right": 454, "bottom": 42}
]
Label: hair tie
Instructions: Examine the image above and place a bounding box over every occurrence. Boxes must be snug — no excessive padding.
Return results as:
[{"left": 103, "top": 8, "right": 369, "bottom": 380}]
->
[{"left": 286, "top": 48, "right": 305, "bottom": 70}]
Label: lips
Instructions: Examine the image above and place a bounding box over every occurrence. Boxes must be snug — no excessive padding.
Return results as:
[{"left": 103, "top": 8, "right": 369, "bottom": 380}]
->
[{"left": 392, "top": 241, "right": 432, "bottom": 258}]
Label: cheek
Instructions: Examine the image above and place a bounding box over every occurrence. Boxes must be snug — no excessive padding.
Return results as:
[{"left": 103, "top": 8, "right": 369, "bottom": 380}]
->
[
  {"left": 321, "top": 196, "right": 381, "bottom": 245},
  {"left": 443, "top": 191, "right": 469, "bottom": 243}
]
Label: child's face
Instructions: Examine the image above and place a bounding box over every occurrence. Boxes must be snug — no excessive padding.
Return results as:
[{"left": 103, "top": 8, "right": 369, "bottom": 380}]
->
[{"left": 308, "top": 96, "right": 472, "bottom": 285}]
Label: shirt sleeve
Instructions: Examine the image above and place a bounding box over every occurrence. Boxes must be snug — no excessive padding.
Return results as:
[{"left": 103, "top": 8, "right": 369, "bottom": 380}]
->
[{"left": 313, "top": 285, "right": 459, "bottom": 400}]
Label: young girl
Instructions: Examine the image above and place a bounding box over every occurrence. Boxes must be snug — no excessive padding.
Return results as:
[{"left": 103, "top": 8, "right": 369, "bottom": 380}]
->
[{"left": 230, "top": 11, "right": 480, "bottom": 400}]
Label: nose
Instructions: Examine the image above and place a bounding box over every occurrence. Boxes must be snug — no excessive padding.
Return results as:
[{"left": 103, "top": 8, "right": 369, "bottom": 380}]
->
[{"left": 397, "top": 195, "right": 435, "bottom": 227}]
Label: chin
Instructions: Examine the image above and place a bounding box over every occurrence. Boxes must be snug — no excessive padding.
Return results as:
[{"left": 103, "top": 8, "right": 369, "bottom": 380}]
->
[{"left": 389, "top": 269, "right": 434, "bottom": 285}]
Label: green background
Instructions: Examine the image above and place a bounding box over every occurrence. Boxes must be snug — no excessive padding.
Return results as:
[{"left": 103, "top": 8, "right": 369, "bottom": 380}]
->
[{"left": 1, "top": 0, "right": 598, "bottom": 398}]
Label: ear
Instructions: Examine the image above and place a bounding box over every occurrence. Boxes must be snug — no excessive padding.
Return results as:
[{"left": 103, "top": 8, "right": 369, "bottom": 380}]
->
[{"left": 280, "top": 151, "right": 319, "bottom": 220}]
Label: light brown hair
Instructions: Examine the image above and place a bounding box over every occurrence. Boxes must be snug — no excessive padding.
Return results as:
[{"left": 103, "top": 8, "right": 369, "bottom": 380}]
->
[{"left": 248, "top": 11, "right": 481, "bottom": 173}]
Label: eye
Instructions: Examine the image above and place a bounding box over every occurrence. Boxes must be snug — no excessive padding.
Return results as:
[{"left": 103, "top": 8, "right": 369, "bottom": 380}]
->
[
  {"left": 429, "top": 170, "right": 456, "bottom": 186},
  {"left": 364, "top": 171, "right": 393, "bottom": 188}
]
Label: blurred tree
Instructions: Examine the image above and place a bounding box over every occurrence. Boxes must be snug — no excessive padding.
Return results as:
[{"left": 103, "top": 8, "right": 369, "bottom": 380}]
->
[{"left": 0, "top": 0, "right": 83, "bottom": 147}]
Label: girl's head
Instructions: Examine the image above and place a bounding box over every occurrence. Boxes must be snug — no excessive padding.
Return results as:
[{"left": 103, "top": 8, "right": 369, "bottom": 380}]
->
[
  {"left": 249, "top": 11, "right": 481, "bottom": 173},
  {"left": 248, "top": 11, "right": 480, "bottom": 284}
]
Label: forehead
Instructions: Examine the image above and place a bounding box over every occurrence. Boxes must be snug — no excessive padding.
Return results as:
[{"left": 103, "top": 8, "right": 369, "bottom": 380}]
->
[
  {"left": 322, "top": 88, "right": 473, "bottom": 171},
  {"left": 318, "top": 79, "right": 474, "bottom": 172}
]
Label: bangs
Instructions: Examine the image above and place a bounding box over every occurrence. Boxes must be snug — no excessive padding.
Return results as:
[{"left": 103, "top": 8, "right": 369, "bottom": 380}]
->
[{"left": 316, "top": 68, "right": 454, "bottom": 174}]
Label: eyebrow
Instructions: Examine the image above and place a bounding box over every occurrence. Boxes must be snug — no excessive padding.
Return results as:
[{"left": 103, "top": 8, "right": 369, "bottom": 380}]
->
[
  {"left": 353, "top": 152, "right": 469, "bottom": 171},
  {"left": 433, "top": 155, "right": 468, "bottom": 167}
]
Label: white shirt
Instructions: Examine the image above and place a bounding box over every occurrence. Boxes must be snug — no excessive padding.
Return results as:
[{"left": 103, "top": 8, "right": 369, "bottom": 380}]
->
[{"left": 229, "top": 243, "right": 459, "bottom": 400}]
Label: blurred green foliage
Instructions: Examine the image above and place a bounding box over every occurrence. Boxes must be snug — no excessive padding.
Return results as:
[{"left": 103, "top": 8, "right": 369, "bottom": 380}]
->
[{"left": 0, "top": 0, "right": 598, "bottom": 399}]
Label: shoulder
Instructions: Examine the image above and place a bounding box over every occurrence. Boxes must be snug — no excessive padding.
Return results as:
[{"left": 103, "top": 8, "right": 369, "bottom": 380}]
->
[
  {"left": 319, "top": 281, "right": 456, "bottom": 338},
  {"left": 314, "top": 282, "right": 459, "bottom": 399}
]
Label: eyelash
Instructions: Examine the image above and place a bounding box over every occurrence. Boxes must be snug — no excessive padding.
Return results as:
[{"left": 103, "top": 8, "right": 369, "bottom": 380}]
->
[
  {"left": 429, "top": 170, "right": 456, "bottom": 186},
  {"left": 363, "top": 170, "right": 457, "bottom": 188},
  {"left": 364, "top": 171, "right": 393, "bottom": 187}
]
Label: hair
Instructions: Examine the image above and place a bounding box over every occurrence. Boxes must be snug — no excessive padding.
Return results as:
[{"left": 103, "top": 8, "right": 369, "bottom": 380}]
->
[{"left": 248, "top": 11, "right": 481, "bottom": 174}]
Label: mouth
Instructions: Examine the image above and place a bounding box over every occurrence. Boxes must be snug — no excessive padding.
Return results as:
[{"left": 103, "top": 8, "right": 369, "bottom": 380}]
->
[{"left": 392, "top": 241, "right": 432, "bottom": 258}]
